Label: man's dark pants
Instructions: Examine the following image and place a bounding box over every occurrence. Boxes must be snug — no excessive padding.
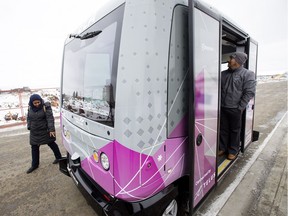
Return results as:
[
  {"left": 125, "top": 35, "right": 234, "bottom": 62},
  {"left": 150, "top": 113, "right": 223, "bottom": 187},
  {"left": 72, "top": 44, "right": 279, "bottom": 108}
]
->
[{"left": 220, "top": 107, "right": 243, "bottom": 155}]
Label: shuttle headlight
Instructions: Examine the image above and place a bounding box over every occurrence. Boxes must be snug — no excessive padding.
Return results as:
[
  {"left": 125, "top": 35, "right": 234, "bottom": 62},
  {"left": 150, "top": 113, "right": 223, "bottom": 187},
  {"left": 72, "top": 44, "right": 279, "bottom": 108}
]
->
[
  {"left": 100, "top": 153, "right": 110, "bottom": 171},
  {"left": 93, "top": 150, "right": 99, "bottom": 163},
  {"left": 62, "top": 125, "right": 70, "bottom": 139}
]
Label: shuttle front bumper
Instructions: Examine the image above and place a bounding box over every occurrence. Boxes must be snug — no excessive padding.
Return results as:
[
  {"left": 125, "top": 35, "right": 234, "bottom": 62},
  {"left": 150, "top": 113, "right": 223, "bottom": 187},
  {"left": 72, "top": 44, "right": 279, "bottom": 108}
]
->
[{"left": 59, "top": 156, "right": 179, "bottom": 216}]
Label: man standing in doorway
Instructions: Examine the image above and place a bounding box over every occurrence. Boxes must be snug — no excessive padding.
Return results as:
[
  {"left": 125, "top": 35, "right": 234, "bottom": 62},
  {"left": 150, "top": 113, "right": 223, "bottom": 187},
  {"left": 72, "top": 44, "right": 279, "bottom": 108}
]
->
[{"left": 219, "top": 52, "right": 256, "bottom": 160}]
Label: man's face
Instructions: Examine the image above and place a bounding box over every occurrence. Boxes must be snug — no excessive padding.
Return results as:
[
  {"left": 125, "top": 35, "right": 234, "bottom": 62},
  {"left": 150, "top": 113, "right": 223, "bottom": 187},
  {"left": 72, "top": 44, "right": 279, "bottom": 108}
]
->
[
  {"left": 227, "top": 57, "right": 238, "bottom": 69},
  {"left": 32, "top": 100, "right": 41, "bottom": 107}
]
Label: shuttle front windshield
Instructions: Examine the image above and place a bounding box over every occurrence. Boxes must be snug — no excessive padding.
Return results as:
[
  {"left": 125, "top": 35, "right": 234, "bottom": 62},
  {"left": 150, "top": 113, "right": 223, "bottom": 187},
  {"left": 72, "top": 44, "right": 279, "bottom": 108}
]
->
[{"left": 61, "top": 5, "right": 124, "bottom": 127}]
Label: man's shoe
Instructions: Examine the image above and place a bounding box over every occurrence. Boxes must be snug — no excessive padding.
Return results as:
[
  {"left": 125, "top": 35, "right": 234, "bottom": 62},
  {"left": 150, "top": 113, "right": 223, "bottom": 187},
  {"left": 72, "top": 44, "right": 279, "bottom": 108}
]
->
[
  {"left": 218, "top": 150, "right": 226, "bottom": 157},
  {"left": 53, "top": 158, "right": 62, "bottom": 164},
  {"left": 227, "top": 153, "right": 237, "bottom": 160},
  {"left": 26, "top": 166, "right": 38, "bottom": 174}
]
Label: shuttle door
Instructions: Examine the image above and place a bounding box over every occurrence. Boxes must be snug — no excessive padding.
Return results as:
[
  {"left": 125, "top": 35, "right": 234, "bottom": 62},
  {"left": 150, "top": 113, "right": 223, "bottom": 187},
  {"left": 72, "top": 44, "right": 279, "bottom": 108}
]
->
[
  {"left": 188, "top": 3, "right": 220, "bottom": 209},
  {"left": 243, "top": 39, "right": 258, "bottom": 149}
]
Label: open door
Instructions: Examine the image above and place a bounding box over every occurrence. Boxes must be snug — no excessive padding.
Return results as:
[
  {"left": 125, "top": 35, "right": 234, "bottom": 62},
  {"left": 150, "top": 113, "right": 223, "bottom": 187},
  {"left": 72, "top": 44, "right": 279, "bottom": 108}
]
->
[
  {"left": 242, "top": 38, "right": 258, "bottom": 150},
  {"left": 217, "top": 19, "right": 255, "bottom": 175},
  {"left": 188, "top": 1, "right": 221, "bottom": 212}
]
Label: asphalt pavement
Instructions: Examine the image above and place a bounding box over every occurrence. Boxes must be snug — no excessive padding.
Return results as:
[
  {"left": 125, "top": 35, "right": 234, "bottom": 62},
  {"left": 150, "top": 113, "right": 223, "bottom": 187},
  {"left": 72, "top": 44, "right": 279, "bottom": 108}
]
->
[
  {"left": 196, "top": 111, "right": 287, "bottom": 216},
  {"left": 0, "top": 81, "right": 287, "bottom": 216},
  {"left": 196, "top": 81, "right": 287, "bottom": 216}
]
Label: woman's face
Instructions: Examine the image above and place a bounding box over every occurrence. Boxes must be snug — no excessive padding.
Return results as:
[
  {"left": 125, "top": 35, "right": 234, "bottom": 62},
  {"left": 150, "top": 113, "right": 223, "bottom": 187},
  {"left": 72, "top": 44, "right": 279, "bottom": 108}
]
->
[{"left": 32, "top": 100, "right": 41, "bottom": 108}]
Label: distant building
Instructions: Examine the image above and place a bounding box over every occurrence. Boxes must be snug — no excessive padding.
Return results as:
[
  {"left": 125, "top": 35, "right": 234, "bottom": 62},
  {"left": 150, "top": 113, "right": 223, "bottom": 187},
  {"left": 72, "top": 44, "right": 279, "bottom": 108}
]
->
[{"left": 23, "top": 87, "right": 31, "bottom": 91}]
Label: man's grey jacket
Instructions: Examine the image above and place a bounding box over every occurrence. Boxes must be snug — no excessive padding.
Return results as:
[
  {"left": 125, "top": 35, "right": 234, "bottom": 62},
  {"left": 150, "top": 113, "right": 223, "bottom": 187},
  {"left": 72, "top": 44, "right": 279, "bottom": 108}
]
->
[{"left": 221, "top": 66, "right": 256, "bottom": 111}]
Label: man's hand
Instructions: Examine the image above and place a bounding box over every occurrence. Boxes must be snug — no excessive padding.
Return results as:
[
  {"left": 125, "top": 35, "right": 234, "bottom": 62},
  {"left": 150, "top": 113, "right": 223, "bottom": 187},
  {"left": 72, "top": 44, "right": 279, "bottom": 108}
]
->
[{"left": 50, "top": 131, "right": 56, "bottom": 137}]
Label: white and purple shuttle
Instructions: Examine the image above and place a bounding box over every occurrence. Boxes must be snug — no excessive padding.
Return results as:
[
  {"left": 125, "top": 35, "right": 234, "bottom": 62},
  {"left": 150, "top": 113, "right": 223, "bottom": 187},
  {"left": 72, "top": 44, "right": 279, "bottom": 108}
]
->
[{"left": 59, "top": 0, "right": 258, "bottom": 215}]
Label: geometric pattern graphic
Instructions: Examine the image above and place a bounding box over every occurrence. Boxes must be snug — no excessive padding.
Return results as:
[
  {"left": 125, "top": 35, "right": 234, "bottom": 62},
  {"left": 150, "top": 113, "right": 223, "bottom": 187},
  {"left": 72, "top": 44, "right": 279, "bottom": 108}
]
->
[
  {"left": 193, "top": 70, "right": 219, "bottom": 206},
  {"left": 114, "top": 0, "right": 177, "bottom": 154},
  {"left": 167, "top": 5, "right": 189, "bottom": 138},
  {"left": 62, "top": 114, "right": 188, "bottom": 201},
  {"left": 192, "top": 8, "right": 220, "bottom": 207},
  {"left": 80, "top": 137, "right": 188, "bottom": 201}
]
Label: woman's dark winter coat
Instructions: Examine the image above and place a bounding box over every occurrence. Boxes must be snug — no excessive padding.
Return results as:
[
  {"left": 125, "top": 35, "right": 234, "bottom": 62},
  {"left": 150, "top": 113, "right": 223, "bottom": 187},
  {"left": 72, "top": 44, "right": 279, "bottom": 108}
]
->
[{"left": 27, "top": 102, "right": 56, "bottom": 145}]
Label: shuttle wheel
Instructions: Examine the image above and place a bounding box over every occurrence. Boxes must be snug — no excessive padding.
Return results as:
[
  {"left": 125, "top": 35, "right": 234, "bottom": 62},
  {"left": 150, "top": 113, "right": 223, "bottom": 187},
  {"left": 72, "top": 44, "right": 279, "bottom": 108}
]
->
[{"left": 162, "top": 199, "right": 178, "bottom": 216}]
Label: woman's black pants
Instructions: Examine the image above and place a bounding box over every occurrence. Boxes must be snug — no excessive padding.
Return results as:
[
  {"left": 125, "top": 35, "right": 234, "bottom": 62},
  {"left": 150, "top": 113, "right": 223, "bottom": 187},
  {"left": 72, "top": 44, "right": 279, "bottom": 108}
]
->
[{"left": 31, "top": 142, "right": 62, "bottom": 168}]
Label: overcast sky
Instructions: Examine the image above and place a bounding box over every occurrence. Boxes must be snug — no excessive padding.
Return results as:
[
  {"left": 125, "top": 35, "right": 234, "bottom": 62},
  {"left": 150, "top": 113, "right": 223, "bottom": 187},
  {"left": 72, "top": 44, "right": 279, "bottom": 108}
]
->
[{"left": 0, "top": 0, "right": 287, "bottom": 90}]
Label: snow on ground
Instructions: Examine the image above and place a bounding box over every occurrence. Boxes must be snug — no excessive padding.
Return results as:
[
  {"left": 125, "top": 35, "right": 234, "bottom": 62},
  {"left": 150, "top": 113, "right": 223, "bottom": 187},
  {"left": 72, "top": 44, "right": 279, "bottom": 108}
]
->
[
  {"left": 257, "top": 72, "right": 288, "bottom": 84},
  {"left": 0, "top": 88, "right": 60, "bottom": 127}
]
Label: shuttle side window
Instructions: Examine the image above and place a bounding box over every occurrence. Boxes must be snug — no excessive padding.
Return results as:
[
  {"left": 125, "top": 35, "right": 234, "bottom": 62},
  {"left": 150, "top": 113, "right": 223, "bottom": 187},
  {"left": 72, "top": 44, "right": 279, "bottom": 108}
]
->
[{"left": 167, "top": 6, "right": 189, "bottom": 138}]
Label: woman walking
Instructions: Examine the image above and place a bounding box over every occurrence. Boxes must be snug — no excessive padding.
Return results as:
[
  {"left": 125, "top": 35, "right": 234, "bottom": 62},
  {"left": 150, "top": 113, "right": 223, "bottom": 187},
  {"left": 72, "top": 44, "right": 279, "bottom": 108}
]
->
[{"left": 26, "top": 94, "right": 62, "bottom": 174}]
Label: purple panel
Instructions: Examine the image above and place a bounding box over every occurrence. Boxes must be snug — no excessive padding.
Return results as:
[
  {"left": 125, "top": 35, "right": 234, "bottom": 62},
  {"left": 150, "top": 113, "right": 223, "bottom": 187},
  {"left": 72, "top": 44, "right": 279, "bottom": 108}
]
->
[
  {"left": 81, "top": 140, "right": 165, "bottom": 202},
  {"left": 193, "top": 70, "right": 218, "bottom": 207},
  {"left": 165, "top": 137, "right": 189, "bottom": 186},
  {"left": 169, "top": 113, "right": 188, "bottom": 138},
  {"left": 73, "top": 112, "right": 192, "bottom": 202},
  {"left": 81, "top": 141, "right": 115, "bottom": 195},
  {"left": 80, "top": 134, "right": 189, "bottom": 202},
  {"left": 113, "top": 140, "right": 164, "bottom": 201}
]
